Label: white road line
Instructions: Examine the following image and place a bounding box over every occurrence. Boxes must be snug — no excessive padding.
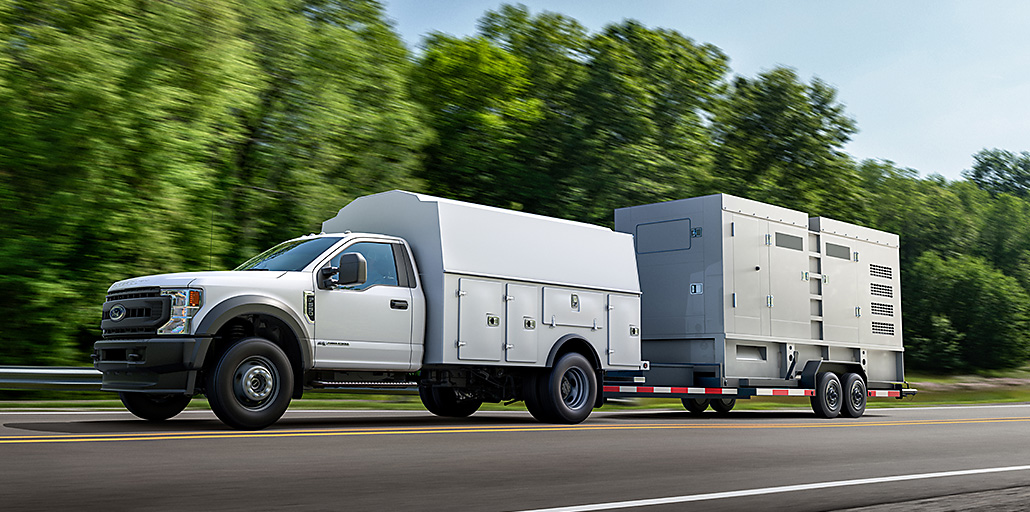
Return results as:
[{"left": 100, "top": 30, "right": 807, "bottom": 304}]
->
[{"left": 513, "top": 465, "right": 1030, "bottom": 512}]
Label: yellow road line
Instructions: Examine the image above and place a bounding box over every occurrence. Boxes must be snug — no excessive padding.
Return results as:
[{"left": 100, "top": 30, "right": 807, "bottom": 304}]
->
[{"left": 2, "top": 417, "right": 1029, "bottom": 445}]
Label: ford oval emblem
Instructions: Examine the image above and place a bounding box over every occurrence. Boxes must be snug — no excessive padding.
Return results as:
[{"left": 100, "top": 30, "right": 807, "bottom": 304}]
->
[{"left": 109, "top": 304, "right": 127, "bottom": 322}]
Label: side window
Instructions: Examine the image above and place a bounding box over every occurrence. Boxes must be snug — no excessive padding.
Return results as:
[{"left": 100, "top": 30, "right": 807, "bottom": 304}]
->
[{"left": 332, "top": 242, "right": 399, "bottom": 290}]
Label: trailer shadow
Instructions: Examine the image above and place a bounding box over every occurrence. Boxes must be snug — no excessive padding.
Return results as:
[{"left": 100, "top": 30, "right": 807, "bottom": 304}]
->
[{"left": 600, "top": 410, "right": 894, "bottom": 421}]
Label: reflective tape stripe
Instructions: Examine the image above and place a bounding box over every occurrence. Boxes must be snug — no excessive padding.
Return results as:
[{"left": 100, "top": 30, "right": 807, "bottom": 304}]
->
[
  {"left": 602, "top": 386, "right": 737, "bottom": 395},
  {"left": 758, "top": 389, "right": 811, "bottom": 397},
  {"left": 868, "top": 390, "right": 901, "bottom": 398}
]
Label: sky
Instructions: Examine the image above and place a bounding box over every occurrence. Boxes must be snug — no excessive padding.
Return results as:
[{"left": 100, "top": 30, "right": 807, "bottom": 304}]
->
[{"left": 382, "top": 0, "right": 1030, "bottom": 181}]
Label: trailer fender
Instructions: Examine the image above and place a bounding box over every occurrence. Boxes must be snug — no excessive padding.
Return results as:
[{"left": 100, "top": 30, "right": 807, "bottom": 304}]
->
[{"left": 799, "top": 359, "right": 866, "bottom": 389}]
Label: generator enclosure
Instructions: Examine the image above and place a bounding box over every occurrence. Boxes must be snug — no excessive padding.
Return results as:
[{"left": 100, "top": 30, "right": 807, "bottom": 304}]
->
[
  {"left": 614, "top": 193, "right": 903, "bottom": 389},
  {"left": 323, "top": 191, "right": 643, "bottom": 369}
]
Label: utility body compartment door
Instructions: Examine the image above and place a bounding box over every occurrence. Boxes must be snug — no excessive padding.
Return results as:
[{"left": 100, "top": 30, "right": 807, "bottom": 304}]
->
[
  {"left": 457, "top": 278, "right": 504, "bottom": 361},
  {"left": 607, "top": 294, "right": 641, "bottom": 367},
  {"left": 504, "top": 283, "right": 539, "bottom": 363}
]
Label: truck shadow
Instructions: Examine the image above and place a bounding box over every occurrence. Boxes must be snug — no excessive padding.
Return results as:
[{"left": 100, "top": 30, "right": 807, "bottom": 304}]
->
[
  {"left": 2, "top": 411, "right": 545, "bottom": 434},
  {"left": 4, "top": 408, "right": 891, "bottom": 434}
]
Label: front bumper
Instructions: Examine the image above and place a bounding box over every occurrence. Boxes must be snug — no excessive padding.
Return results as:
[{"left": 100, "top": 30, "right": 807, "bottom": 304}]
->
[{"left": 93, "top": 337, "right": 212, "bottom": 395}]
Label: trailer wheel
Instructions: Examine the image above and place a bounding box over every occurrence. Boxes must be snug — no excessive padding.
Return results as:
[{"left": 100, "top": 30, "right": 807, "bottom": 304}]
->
[
  {"left": 537, "top": 353, "right": 597, "bottom": 424},
  {"left": 681, "top": 398, "right": 710, "bottom": 414},
  {"left": 810, "top": 372, "right": 842, "bottom": 419},
  {"left": 711, "top": 398, "right": 736, "bottom": 414},
  {"left": 119, "top": 392, "right": 191, "bottom": 421},
  {"left": 419, "top": 386, "right": 482, "bottom": 418},
  {"left": 206, "top": 337, "right": 293, "bottom": 430},
  {"left": 842, "top": 373, "right": 866, "bottom": 418}
]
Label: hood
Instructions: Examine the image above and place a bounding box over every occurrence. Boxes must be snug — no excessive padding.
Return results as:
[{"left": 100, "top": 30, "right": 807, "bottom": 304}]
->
[{"left": 109, "top": 270, "right": 289, "bottom": 292}]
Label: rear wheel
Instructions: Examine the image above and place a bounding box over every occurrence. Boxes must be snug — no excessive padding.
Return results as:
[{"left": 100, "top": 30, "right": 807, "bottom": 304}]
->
[
  {"left": 810, "top": 372, "right": 842, "bottom": 419},
  {"left": 842, "top": 373, "right": 867, "bottom": 418},
  {"left": 419, "top": 386, "right": 482, "bottom": 418},
  {"left": 710, "top": 398, "right": 736, "bottom": 414},
  {"left": 681, "top": 398, "right": 710, "bottom": 415},
  {"left": 119, "top": 392, "right": 191, "bottom": 421},
  {"left": 537, "top": 353, "right": 597, "bottom": 424},
  {"left": 522, "top": 372, "right": 554, "bottom": 422},
  {"left": 206, "top": 337, "right": 293, "bottom": 430}
]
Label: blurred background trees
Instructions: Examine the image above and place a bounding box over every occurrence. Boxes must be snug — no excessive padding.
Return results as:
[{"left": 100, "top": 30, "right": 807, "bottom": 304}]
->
[{"left": 1, "top": 1, "right": 1028, "bottom": 372}]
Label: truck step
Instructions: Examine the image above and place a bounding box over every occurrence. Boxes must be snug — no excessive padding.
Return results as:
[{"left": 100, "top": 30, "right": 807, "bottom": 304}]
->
[{"left": 312, "top": 380, "right": 419, "bottom": 389}]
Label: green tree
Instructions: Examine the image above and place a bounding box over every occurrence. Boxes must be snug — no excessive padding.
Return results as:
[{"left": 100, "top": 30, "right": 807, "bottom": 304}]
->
[
  {"left": 412, "top": 33, "right": 542, "bottom": 207},
  {"left": 0, "top": 0, "right": 258, "bottom": 362},
  {"left": 228, "top": 0, "right": 428, "bottom": 261},
  {"left": 963, "top": 148, "right": 1030, "bottom": 197},
  {"left": 711, "top": 68, "right": 864, "bottom": 221},
  {"left": 907, "top": 252, "right": 1030, "bottom": 370},
  {"left": 570, "top": 20, "right": 728, "bottom": 223}
]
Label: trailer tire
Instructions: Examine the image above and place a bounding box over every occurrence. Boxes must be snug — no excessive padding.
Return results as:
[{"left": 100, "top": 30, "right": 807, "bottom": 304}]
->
[
  {"left": 811, "top": 372, "right": 842, "bottom": 419},
  {"left": 842, "top": 373, "right": 866, "bottom": 418},
  {"left": 538, "top": 353, "right": 597, "bottom": 424},
  {"left": 119, "top": 392, "right": 191, "bottom": 421},
  {"left": 419, "top": 386, "right": 482, "bottom": 418},
  {"left": 206, "top": 337, "right": 293, "bottom": 430},
  {"left": 711, "top": 398, "right": 736, "bottom": 414},
  {"left": 681, "top": 398, "right": 710, "bottom": 414}
]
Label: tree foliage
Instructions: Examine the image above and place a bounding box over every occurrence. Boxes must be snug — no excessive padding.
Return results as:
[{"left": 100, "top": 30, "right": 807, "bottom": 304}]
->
[{"left": 1, "top": 2, "right": 1030, "bottom": 373}]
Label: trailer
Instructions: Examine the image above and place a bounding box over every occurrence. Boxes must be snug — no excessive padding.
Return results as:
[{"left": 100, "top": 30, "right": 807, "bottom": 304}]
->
[{"left": 606, "top": 194, "right": 916, "bottom": 418}]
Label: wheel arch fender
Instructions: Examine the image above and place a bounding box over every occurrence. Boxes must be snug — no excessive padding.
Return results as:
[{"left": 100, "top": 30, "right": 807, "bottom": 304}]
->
[
  {"left": 544, "top": 334, "right": 602, "bottom": 370},
  {"left": 799, "top": 359, "right": 866, "bottom": 389},
  {"left": 194, "top": 295, "right": 312, "bottom": 378}
]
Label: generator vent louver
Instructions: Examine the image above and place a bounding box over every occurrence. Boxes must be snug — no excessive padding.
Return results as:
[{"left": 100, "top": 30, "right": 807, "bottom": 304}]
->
[
  {"left": 869, "top": 264, "right": 892, "bottom": 280},
  {"left": 871, "top": 321, "right": 896, "bottom": 336},
  {"left": 870, "top": 283, "right": 893, "bottom": 298},
  {"left": 870, "top": 302, "right": 894, "bottom": 316}
]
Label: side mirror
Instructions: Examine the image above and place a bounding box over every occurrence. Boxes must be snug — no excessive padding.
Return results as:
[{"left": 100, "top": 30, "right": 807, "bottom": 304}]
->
[
  {"left": 335, "top": 252, "right": 367, "bottom": 287},
  {"left": 317, "top": 266, "right": 338, "bottom": 290}
]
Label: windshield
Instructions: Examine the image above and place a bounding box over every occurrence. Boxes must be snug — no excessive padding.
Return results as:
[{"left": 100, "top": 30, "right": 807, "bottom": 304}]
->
[{"left": 235, "top": 237, "right": 343, "bottom": 271}]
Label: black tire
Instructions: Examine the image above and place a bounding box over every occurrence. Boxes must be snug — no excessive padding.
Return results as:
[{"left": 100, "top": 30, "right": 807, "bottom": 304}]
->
[
  {"left": 419, "top": 386, "right": 482, "bottom": 418},
  {"left": 681, "top": 398, "right": 710, "bottom": 415},
  {"left": 842, "top": 373, "right": 867, "bottom": 418},
  {"left": 522, "top": 371, "right": 556, "bottom": 422},
  {"left": 710, "top": 398, "right": 736, "bottom": 414},
  {"left": 119, "top": 392, "right": 191, "bottom": 421},
  {"left": 537, "top": 353, "right": 597, "bottom": 424},
  {"left": 810, "top": 372, "right": 842, "bottom": 419},
  {"left": 205, "top": 337, "right": 293, "bottom": 430}
]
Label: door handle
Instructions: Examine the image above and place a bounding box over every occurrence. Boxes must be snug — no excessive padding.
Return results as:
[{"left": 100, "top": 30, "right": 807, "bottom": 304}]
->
[{"left": 390, "top": 299, "right": 409, "bottom": 310}]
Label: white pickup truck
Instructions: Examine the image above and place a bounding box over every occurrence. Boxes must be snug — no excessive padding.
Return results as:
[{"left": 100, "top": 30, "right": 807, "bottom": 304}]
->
[{"left": 94, "top": 191, "right": 644, "bottom": 429}]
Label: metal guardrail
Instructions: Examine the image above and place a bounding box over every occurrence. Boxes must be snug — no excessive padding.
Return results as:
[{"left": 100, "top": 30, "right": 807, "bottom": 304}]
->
[{"left": 0, "top": 366, "right": 103, "bottom": 390}]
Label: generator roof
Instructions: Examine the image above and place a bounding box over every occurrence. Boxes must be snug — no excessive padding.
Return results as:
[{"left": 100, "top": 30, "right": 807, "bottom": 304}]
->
[{"left": 322, "top": 191, "right": 640, "bottom": 294}]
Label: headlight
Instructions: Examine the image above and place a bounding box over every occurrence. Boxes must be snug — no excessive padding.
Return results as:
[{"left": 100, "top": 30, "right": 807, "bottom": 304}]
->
[{"left": 158, "top": 288, "right": 203, "bottom": 335}]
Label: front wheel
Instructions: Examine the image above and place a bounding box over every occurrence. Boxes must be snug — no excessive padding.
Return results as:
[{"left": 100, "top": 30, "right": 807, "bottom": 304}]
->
[
  {"left": 206, "top": 337, "right": 293, "bottom": 430},
  {"left": 119, "top": 392, "right": 191, "bottom": 421},
  {"left": 537, "top": 353, "right": 597, "bottom": 424},
  {"left": 419, "top": 386, "right": 482, "bottom": 418}
]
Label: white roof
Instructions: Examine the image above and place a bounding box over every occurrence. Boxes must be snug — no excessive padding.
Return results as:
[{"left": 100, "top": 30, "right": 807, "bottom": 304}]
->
[{"left": 322, "top": 191, "right": 639, "bottom": 293}]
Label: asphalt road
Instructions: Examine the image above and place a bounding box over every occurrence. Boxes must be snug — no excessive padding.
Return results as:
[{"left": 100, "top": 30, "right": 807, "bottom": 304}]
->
[{"left": 2, "top": 404, "right": 1030, "bottom": 511}]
